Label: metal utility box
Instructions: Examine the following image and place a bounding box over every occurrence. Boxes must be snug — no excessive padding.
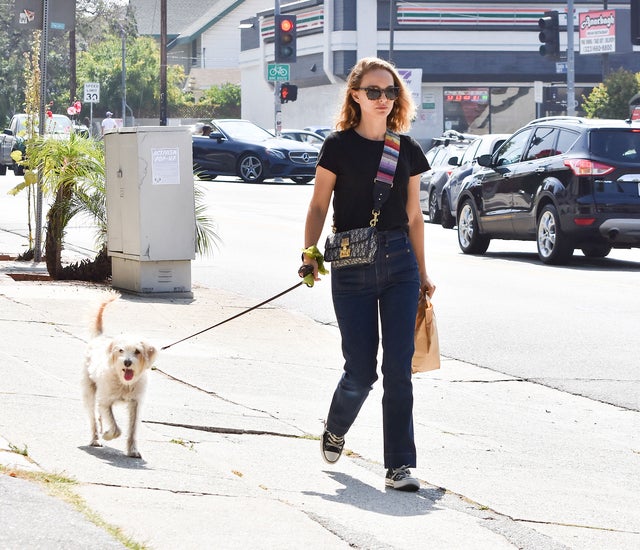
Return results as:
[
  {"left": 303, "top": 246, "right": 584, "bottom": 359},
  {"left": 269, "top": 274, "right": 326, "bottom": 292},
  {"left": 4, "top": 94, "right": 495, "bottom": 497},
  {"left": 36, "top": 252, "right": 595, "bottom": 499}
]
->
[{"left": 105, "top": 126, "right": 195, "bottom": 296}]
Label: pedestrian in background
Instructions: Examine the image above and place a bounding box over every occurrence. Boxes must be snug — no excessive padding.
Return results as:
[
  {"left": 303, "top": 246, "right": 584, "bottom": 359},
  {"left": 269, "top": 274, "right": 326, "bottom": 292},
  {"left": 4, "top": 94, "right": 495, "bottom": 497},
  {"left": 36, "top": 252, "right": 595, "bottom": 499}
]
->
[
  {"left": 101, "top": 111, "right": 117, "bottom": 135},
  {"left": 300, "top": 57, "right": 436, "bottom": 491}
]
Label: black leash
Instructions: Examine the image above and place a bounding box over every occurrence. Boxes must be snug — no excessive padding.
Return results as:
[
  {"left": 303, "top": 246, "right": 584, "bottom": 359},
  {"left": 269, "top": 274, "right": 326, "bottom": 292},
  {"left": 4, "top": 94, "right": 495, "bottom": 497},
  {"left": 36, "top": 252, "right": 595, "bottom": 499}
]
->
[{"left": 161, "top": 266, "right": 314, "bottom": 350}]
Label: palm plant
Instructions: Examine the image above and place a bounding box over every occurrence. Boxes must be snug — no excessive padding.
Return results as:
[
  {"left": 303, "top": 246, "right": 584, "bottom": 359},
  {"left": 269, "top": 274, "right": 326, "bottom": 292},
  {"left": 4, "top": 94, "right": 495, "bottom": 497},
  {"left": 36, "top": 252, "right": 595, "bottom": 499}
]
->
[
  {"left": 22, "top": 132, "right": 105, "bottom": 278},
  {"left": 12, "top": 133, "right": 220, "bottom": 280}
]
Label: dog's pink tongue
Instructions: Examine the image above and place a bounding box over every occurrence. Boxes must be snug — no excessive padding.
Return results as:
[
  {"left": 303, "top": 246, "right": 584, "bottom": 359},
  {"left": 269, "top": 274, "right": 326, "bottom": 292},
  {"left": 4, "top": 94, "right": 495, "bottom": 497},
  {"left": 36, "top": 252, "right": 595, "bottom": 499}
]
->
[{"left": 124, "top": 369, "right": 134, "bottom": 381}]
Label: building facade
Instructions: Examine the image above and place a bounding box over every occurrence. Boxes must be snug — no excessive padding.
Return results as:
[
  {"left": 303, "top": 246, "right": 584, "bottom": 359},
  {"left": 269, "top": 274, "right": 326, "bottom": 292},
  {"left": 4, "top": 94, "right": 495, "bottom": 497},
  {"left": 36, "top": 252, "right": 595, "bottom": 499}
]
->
[{"left": 238, "top": 0, "right": 640, "bottom": 146}]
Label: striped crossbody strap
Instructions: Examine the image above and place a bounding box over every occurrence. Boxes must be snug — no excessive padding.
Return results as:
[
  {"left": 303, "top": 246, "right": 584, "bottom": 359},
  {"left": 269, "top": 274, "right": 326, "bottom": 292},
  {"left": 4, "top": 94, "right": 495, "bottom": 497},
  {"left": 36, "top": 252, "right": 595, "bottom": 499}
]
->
[{"left": 370, "top": 130, "right": 401, "bottom": 227}]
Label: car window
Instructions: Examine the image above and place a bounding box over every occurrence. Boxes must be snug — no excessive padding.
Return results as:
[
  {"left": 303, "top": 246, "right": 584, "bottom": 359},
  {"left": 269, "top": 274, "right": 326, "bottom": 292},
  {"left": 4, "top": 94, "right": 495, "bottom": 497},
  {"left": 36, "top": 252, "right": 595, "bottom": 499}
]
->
[
  {"left": 215, "top": 120, "right": 273, "bottom": 141},
  {"left": 14, "top": 115, "right": 72, "bottom": 137},
  {"left": 555, "top": 129, "right": 580, "bottom": 155},
  {"left": 431, "top": 148, "right": 448, "bottom": 166},
  {"left": 524, "top": 127, "right": 558, "bottom": 161},
  {"left": 425, "top": 147, "right": 442, "bottom": 166},
  {"left": 460, "top": 139, "right": 481, "bottom": 164},
  {"left": 590, "top": 130, "right": 640, "bottom": 162},
  {"left": 495, "top": 129, "right": 533, "bottom": 166}
]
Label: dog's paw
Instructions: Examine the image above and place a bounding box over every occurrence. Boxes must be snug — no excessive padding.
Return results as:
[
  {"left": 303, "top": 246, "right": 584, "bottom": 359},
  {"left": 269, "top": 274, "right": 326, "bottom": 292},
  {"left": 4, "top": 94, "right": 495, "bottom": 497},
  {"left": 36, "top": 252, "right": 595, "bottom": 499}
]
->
[
  {"left": 127, "top": 447, "right": 142, "bottom": 459},
  {"left": 102, "top": 426, "right": 121, "bottom": 441},
  {"left": 89, "top": 439, "right": 102, "bottom": 447}
]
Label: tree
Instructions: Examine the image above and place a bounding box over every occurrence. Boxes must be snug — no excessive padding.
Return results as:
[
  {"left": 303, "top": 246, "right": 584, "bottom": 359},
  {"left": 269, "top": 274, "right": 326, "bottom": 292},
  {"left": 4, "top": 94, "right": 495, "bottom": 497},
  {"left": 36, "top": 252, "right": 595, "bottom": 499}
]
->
[
  {"left": 583, "top": 68, "right": 640, "bottom": 119},
  {"left": 76, "top": 35, "right": 188, "bottom": 119},
  {"left": 198, "top": 82, "right": 241, "bottom": 119}
]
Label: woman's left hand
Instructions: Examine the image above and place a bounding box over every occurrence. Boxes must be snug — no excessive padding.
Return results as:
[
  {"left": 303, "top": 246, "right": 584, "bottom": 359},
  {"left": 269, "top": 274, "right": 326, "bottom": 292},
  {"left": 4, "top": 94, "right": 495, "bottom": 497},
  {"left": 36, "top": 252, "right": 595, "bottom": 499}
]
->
[{"left": 421, "top": 275, "right": 436, "bottom": 299}]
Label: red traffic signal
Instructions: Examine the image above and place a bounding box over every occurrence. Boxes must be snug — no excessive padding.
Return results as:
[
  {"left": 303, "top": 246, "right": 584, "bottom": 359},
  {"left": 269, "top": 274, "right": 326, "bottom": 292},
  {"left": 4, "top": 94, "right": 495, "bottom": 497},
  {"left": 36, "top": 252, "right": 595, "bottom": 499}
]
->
[
  {"left": 279, "top": 83, "right": 298, "bottom": 103},
  {"left": 275, "top": 14, "right": 297, "bottom": 62}
]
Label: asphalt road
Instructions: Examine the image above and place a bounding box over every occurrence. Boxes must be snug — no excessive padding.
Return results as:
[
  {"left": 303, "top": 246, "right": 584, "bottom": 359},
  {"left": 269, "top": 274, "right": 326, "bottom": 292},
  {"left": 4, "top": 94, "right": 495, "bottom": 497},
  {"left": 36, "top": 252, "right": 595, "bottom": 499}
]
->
[
  {"left": 189, "top": 177, "right": 640, "bottom": 412},
  {"left": 5, "top": 171, "right": 637, "bottom": 411}
]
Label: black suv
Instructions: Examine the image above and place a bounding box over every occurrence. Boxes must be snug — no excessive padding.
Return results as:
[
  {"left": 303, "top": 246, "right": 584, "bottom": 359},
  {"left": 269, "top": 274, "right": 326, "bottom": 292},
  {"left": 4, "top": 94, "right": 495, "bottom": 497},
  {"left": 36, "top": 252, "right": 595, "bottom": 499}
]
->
[{"left": 455, "top": 116, "right": 640, "bottom": 264}]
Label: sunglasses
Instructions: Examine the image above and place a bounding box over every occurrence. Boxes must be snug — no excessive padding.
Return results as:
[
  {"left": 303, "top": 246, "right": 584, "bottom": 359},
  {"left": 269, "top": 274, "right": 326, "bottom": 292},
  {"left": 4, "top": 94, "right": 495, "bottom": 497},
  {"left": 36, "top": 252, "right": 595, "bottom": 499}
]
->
[{"left": 355, "top": 86, "right": 400, "bottom": 101}]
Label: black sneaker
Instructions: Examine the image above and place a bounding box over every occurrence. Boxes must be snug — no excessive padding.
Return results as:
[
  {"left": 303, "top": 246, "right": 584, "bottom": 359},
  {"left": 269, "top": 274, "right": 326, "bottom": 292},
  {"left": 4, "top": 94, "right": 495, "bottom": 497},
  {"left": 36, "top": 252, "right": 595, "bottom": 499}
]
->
[
  {"left": 385, "top": 465, "right": 420, "bottom": 492},
  {"left": 321, "top": 426, "right": 344, "bottom": 464}
]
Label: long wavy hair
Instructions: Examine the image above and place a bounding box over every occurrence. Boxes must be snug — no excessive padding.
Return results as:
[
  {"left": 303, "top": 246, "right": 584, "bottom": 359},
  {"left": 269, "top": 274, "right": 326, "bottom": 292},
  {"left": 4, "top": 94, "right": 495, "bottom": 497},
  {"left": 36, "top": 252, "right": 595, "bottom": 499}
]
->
[{"left": 334, "top": 57, "right": 416, "bottom": 133}]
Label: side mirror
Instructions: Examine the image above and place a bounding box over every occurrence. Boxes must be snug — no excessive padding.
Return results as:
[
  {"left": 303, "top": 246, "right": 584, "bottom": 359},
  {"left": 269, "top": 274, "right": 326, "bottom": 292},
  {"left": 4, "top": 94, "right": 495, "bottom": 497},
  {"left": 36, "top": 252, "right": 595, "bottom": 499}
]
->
[
  {"left": 209, "top": 131, "right": 225, "bottom": 141},
  {"left": 448, "top": 156, "right": 459, "bottom": 166},
  {"left": 476, "top": 154, "right": 492, "bottom": 167},
  {"left": 4, "top": 129, "right": 13, "bottom": 136}
]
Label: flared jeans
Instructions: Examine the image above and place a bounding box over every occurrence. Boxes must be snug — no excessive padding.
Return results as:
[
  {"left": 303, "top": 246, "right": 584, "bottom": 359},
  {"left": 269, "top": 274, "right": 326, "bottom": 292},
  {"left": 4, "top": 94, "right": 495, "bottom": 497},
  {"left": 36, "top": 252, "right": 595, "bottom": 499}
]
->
[{"left": 326, "top": 229, "right": 420, "bottom": 469}]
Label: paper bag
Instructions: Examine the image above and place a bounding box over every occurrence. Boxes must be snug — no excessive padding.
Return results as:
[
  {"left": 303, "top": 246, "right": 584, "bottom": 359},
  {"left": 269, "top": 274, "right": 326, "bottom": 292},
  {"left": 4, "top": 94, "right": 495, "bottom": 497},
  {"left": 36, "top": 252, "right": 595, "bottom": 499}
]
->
[{"left": 412, "top": 293, "right": 440, "bottom": 373}]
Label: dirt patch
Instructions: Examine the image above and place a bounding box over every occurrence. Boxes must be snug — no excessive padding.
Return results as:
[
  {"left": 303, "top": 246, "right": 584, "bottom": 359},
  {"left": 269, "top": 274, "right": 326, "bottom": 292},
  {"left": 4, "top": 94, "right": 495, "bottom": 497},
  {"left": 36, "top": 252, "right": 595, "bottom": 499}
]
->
[
  {"left": 7, "top": 273, "right": 51, "bottom": 282},
  {"left": 0, "top": 255, "right": 16, "bottom": 261}
]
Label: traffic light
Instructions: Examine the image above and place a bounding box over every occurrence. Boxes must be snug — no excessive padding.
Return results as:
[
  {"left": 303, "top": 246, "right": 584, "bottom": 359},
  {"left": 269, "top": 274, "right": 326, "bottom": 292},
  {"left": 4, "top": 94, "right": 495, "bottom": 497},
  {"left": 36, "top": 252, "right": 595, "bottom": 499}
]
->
[
  {"left": 274, "top": 14, "right": 297, "bottom": 62},
  {"left": 279, "top": 83, "right": 298, "bottom": 103},
  {"left": 632, "top": 0, "right": 640, "bottom": 45},
  {"left": 538, "top": 10, "right": 560, "bottom": 59}
]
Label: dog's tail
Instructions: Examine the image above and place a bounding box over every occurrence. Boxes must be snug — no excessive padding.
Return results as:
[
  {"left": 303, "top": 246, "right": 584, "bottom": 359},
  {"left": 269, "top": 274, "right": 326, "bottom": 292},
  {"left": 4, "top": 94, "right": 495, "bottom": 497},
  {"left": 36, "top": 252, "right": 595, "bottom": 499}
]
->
[{"left": 91, "top": 291, "right": 120, "bottom": 337}]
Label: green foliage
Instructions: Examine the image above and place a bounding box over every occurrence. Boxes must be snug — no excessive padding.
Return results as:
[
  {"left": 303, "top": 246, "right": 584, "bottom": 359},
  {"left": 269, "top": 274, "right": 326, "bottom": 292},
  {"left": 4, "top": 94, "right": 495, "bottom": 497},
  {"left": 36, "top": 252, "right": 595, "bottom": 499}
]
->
[
  {"left": 201, "top": 82, "right": 241, "bottom": 107},
  {"left": 21, "top": 133, "right": 106, "bottom": 278},
  {"left": 583, "top": 68, "right": 640, "bottom": 119},
  {"left": 76, "top": 35, "right": 189, "bottom": 119},
  {"left": 198, "top": 83, "right": 242, "bottom": 119}
]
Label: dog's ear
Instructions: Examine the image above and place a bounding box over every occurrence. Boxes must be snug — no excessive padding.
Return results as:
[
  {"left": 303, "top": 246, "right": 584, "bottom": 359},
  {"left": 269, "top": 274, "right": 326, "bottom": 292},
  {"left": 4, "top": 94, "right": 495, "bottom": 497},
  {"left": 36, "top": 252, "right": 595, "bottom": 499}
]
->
[
  {"left": 107, "top": 340, "right": 119, "bottom": 360},
  {"left": 143, "top": 344, "right": 158, "bottom": 366}
]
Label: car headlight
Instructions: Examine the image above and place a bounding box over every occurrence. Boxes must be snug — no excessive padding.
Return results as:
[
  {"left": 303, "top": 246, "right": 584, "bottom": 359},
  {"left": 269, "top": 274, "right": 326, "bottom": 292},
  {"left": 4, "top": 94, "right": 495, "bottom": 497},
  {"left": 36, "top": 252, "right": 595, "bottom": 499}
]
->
[{"left": 266, "top": 148, "right": 286, "bottom": 160}]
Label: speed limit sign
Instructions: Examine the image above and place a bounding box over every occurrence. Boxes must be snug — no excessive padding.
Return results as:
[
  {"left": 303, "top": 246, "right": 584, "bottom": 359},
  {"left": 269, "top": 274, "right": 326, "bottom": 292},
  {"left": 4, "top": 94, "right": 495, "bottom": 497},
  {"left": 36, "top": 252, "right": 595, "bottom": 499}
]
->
[{"left": 83, "top": 82, "right": 100, "bottom": 103}]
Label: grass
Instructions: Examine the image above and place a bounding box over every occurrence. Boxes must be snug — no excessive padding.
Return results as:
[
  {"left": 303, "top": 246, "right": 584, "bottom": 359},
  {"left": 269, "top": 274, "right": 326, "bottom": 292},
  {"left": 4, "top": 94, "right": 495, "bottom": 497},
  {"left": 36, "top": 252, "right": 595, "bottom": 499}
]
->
[
  {"left": 0, "top": 465, "right": 147, "bottom": 550},
  {"left": 8, "top": 442, "right": 28, "bottom": 456}
]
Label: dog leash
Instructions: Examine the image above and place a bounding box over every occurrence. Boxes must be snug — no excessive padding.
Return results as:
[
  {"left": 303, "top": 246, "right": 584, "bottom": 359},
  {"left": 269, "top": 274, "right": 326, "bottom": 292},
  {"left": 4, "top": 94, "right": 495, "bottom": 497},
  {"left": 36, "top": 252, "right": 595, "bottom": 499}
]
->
[{"left": 161, "top": 266, "right": 314, "bottom": 350}]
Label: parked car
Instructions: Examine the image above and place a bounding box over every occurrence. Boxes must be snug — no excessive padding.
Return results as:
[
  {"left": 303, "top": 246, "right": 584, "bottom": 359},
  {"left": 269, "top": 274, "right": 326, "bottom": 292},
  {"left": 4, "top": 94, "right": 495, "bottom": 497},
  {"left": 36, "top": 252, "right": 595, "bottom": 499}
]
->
[
  {"left": 0, "top": 113, "right": 73, "bottom": 176},
  {"left": 192, "top": 119, "right": 319, "bottom": 184},
  {"left": 455, "top": 116, "right": 640, "bottom": 264},
  {"left": 440, "top": 133, "right": 510, "bottom": 228},
  {"left": 304, "top": 125, "right": 333, "bottom": 138},
  {"left": 420, "top": 135, "right": 473, "bottom": 222},
  {"left": 270, "top": 129, "right": 325, "bottom": 149}
]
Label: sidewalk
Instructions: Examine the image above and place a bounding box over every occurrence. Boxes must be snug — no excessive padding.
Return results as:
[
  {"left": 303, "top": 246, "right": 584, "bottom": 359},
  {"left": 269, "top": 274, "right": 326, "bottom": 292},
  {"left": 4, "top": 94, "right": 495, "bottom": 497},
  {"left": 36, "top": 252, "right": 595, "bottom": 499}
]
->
[{"left": 0, "top": 236, "right": 639, "bottom": 549}]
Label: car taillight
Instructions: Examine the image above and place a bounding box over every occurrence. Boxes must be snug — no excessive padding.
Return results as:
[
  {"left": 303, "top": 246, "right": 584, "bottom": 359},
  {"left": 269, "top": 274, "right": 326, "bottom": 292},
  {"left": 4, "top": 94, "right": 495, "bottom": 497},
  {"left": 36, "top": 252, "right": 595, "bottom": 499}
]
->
[{"left": 563, "top": 158, "right": 614, "bottom": 176}]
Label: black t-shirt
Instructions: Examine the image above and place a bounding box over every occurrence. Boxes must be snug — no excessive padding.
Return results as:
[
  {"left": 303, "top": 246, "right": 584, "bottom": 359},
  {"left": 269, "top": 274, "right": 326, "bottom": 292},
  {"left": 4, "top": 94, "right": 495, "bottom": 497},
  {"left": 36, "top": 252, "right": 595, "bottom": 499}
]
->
[{"left": 318, "top": 128, "right": 430, "bottom": 233}]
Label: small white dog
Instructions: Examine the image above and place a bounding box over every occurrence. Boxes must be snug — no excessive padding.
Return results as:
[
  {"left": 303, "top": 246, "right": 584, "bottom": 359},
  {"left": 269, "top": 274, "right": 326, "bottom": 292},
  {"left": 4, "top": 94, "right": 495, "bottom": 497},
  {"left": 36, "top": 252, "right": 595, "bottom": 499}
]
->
[{"left": 82, "top": 291, "right": 157, "bottom": 458}]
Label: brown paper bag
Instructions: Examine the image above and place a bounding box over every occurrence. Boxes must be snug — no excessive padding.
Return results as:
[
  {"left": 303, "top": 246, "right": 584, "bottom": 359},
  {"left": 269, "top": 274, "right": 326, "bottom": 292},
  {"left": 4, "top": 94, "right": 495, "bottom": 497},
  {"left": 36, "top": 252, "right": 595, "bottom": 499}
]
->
[{"left": 412, "top": 293, "right": 440, "bottom": 373}]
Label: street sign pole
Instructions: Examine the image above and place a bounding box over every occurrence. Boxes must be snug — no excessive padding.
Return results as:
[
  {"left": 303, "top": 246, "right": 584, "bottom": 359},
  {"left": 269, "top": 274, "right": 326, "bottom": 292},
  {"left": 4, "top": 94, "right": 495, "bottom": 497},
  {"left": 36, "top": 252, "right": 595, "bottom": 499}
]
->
[
  {"left": 274, "top": 0, "right": 281, "bottom": 136},
  {"left": 34, "top": 0, "right": 50, "bottom": 263},
  {"left": 567, "top": 0, "right": 576, "bottom": 116}
]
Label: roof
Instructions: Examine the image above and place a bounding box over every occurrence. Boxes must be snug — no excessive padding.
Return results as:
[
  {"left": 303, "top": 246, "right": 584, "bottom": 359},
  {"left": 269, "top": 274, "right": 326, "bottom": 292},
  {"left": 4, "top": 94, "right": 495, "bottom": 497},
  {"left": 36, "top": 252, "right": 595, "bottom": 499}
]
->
[{"left": 130, "top": 0, "right": 242, "bottom": 45}]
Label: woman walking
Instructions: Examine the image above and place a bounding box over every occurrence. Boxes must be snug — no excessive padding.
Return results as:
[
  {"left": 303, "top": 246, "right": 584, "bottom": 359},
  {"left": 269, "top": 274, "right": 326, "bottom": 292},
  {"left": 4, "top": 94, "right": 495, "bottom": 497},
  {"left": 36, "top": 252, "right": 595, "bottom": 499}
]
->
[{"left": 300, "top": 57, "right": 436, "bottom": 491}]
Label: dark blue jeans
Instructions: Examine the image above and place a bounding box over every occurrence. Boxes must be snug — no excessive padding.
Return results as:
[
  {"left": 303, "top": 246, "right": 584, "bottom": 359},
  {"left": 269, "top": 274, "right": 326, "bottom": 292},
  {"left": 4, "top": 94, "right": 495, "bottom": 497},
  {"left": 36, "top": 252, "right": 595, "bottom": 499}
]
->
[{"left": 327, "top": 229, "right": 420, "bottom": 469}]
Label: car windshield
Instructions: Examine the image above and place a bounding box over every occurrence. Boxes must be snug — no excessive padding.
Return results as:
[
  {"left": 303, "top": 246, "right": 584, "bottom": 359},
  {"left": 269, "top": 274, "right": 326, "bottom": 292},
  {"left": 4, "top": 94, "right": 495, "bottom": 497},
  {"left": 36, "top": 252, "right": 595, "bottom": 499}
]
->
[
  {"left": 215, "top": 120, "right": 273, "bottom": 141},
  {"left": 16, "top": 115, "right": 73, "bottom": 136}
]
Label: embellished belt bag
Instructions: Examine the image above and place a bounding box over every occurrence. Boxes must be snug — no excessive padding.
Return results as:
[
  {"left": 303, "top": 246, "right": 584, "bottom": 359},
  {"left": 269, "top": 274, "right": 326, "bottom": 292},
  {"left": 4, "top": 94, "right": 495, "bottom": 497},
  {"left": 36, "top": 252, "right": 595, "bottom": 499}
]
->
[
  {"left": 324, "top": 226, "right": 377, "bottom": 268},
  {"left": 324, "top": 131, "right": 400, "bottom": 270}
]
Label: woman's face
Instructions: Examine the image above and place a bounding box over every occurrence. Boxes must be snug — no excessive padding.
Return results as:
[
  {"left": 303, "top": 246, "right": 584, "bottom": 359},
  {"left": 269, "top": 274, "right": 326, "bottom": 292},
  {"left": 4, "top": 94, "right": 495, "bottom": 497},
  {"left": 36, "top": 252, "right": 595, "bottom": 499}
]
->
[{"left": 351, "top": 68, "right": 396, "bottom": 123}]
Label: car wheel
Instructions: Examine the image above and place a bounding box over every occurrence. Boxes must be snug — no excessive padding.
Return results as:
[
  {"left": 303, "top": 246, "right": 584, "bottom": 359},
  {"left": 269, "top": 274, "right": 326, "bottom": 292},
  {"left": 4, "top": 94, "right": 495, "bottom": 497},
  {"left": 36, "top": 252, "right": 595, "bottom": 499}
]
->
[
  {"left": 457, "top": 199, "right": 490, "bottom": 254},
  {"left": 428, "top": 191, "right": 441, "bottom": 224},
  {"left": 440, "top": 194, "right": 455, "bottom": 229},
  {"left": 581, "top": 244, "right": 611, "bottom": 258},
  {"left": 291, "top": 176, "right": 313, "bottom": 184},
  {"left": 238, "top": 154, "right": 265, "bottom": 183},
  {"left": 536, "top": 204, "right": 574, "bottom": 265},
  {"left": 0, "top": 164, "right": 6, "bottom": 176}
]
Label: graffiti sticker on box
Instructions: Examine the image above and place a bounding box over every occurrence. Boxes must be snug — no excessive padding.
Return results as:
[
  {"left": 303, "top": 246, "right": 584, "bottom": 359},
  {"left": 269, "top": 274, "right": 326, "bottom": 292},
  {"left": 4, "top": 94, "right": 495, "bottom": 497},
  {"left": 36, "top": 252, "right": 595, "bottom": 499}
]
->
[{"left": 151, "top": 148, "right": 180, "bottom": 185}]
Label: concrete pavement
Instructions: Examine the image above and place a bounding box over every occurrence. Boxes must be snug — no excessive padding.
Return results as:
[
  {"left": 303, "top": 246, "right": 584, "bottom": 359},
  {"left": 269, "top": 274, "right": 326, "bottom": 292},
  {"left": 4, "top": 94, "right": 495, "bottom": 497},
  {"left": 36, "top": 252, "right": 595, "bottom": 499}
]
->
[{"left": 1, "top": 223, "right": 639, "bottom": 548}]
